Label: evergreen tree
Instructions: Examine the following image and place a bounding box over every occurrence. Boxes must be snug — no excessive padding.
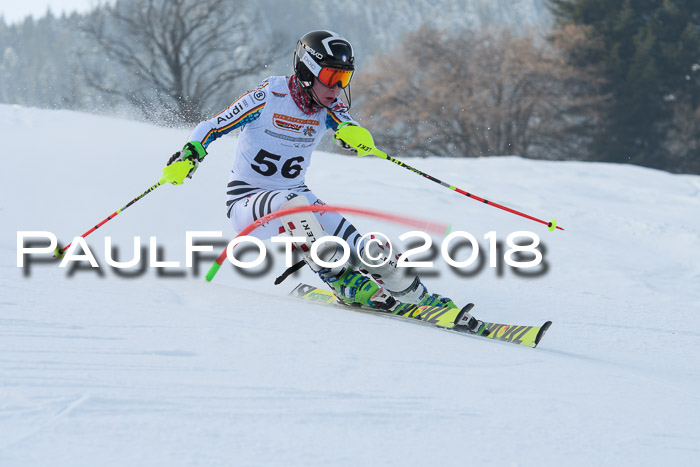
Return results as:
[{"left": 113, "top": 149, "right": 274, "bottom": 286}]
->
[{"left": 549, "top": 0, "right": 700, "bottom": 172}]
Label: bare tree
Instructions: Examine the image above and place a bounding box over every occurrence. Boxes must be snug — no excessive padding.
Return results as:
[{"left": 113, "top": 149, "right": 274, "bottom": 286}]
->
[
  {"left": 81, "top": 0, "right": 286, "bottom": 124},
  {"left": 353, "top": 25, "right": 606, "bottom": 159}
]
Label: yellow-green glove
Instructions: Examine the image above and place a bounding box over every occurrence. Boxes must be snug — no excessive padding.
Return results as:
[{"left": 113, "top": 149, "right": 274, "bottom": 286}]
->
[
  {"left": 334, "top": 123, "right": 386, "bottom": 158},
  {"left": 162, "top": 141, "right": 207, "bottom": 185}
]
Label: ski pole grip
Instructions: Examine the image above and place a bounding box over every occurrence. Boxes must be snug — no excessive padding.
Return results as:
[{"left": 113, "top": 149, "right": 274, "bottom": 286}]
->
[
  {"left": 161, "top": 160, "right": 194, "bottom": 185},
  {"left": 334, "top": 125, "right": 387, "bottom": 159}
]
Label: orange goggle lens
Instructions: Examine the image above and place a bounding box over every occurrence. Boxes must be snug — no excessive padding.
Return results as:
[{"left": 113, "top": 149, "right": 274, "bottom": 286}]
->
[{"left": 317, "top": 67, "right": 354, "bottom": 88}]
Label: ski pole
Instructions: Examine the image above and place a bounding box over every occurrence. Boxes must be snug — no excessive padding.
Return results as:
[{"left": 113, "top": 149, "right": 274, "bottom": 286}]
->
[
  {"left": 54, "top": 180, "right": 164, "bottom": 258},
  {"left": 54, "top": 160, "right": 194, "bottom": 258},
  {"left": 335, "top": 125, "right": 564, "bottom": 231},
  {"left": 378, "top": 153, "right": 562, "bottom": 231}
]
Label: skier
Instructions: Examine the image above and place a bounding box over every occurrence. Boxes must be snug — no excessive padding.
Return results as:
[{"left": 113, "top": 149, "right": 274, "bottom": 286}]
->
[{"left": 167, "top": 30, "right": 457, "bottom": 313}]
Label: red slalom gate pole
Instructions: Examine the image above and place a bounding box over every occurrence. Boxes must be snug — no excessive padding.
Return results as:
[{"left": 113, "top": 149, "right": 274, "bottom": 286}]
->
[{"left": 205, "top": 204, "right": 450, "bottom": 282}]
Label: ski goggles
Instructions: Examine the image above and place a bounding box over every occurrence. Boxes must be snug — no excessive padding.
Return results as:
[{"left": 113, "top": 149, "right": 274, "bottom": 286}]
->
[
  {"left": 317, "top": 67, "right": 354, "bottom": 89},
  {"left": 300, "top": 49, "right": 354, "bottom": 88}
]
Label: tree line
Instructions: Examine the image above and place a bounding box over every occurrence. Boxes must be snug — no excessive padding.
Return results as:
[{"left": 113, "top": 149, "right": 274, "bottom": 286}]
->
[
  {"left": 0, "top": 0, "right": 548, "bottom": 123},
  {"left": 0, "top": 0, "right": 285, "bottom": 124},
  {"left": 1, "top": 0, "right": 697, "bottom": 173},
  {"left": 355, "top": 0, "right": 699, "bottom": 173}
]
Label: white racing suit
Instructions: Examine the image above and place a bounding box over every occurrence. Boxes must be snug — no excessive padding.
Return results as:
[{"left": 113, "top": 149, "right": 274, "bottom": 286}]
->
[{"left": 186, "top": 76, "right": 426, "bottom": 301}]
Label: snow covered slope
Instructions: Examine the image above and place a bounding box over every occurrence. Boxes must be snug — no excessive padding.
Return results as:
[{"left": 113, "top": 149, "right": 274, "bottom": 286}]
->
[{"left": 2, "top": 104, "right": 699, "bottom": 466}]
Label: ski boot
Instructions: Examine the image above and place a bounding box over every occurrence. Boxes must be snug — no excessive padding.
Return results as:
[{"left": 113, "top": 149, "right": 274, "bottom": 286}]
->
[
  {"left": 320, "top": 266, "right": 396, "bottom": 309},
  {"left": 418, "top": 293, "right": 458, "bottom": 309},
  {"left": 391, "top": 277, "right": 458, "bottom": 309}
]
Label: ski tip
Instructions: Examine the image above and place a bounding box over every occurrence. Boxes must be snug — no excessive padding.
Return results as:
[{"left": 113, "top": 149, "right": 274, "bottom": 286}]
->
[{"left": 534, "top": 320, "right": 553, "bottom": 347}]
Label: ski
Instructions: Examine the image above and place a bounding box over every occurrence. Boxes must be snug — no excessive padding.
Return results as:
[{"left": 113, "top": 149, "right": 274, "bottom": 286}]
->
[{"left": 289, "top": 283, "right": 552, "bottom": 348}]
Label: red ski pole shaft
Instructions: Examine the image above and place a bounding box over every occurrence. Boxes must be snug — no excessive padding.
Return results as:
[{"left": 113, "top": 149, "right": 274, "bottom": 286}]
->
[
  {"left": 334, "top": 125, "right": 563, "bottom": 231},
  {"left": 55, "top": 179, "right": 164, "bottom": 257},
  {"left": 381, "top": 154, "right": 564, "bottom": 231}
]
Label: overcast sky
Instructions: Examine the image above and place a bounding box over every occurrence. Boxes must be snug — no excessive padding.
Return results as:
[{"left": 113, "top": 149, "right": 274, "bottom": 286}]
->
[{"left": 1, "top": 1, "right": 108, "bottom": 24}]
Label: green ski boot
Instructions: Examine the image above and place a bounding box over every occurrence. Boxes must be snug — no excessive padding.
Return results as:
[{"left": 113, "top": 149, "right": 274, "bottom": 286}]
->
[{"left": 320, "top": 266, "right": 395, "bottom": 309}]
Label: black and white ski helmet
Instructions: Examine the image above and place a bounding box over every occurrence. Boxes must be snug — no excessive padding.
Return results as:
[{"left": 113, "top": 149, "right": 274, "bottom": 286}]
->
[{"left": 293, "top": 30, "right": 355, "bottom": 88}]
